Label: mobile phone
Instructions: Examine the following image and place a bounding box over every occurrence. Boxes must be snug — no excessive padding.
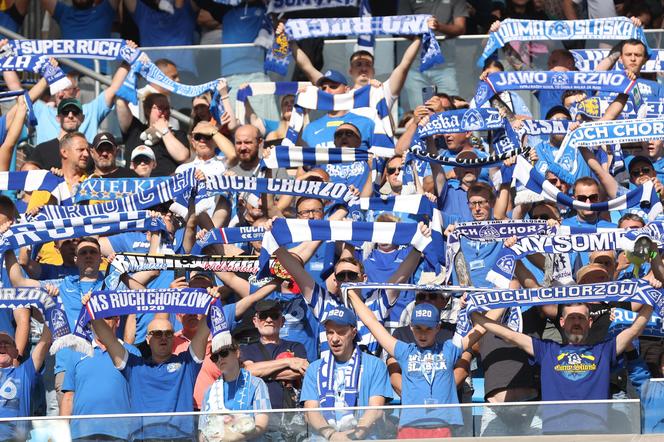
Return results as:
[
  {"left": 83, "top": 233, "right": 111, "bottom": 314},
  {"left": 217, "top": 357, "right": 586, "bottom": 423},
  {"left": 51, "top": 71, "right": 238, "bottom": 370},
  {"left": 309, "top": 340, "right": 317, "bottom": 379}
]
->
[
  {"left": 175, "top": 269, "right": 188, "bottom": 281},
  {"left": 422, "top": 85, "right": 437, "bottom": 104}
]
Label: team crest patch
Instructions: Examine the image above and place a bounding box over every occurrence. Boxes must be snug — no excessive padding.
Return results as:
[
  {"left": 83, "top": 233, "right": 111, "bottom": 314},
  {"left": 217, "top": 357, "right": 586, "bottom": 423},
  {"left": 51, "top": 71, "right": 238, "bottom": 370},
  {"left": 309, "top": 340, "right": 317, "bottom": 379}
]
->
[
  {"left": 496, "top": 255, "right": 515, "bottom": 274},
  {"left": 546, "top": 21, "right": 572, "bottom": 39},
  {"left": 552, "top": 72, "right": 569, "bottom": 87},
  {"left": 461, "top": 109, "right": 484, "bottom": 131}
]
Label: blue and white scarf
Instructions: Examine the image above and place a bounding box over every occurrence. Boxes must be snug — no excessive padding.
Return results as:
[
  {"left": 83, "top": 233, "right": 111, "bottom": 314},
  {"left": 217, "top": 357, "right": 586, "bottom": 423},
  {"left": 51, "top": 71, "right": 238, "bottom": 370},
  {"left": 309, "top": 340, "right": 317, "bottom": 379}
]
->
[
  {"left": 267, "top": 0, "right": 358, "bottom": 13},
  {"left": 201, "top": 174, "right": 358, "bottom": 203},
  {"left": 572, "top": 49, "right": 664, "bottom": 73},
  {"left": 0, "top": 287, "right": 89, "bottom": 355},
  {"left": 0, "top": 90, "right": 37, "bottom": 126},
  {"left": 609, "top": 308, "right": 664, "bottom": 338},
  {"left": 260, "top": 146, "right": 370, "bottom": 169},
  {"left": 317, "top": 346, "right": 362, "bottom": 427},
  {"left": 417, "top": 108, "right": 504, "bottom": 138},
  {"left": 268, "top": 15, "right": 443, "bottom": 76},
  {"left": 519, "top": 119, "right": 571, "bottom": 136},
  {"left": 235, "top": 81, "right": 310, "bottom": 124},
  {"left": 407, "top": 144, "right": 526, "bottom": 168},
  {"left": 0, "top": 211, "right": 167, "bottom": 254},
  {"left": 349, "top": 194, "right": 434, "bottom": 216},
  {"left": 474, "top": 71, "right": 637, "bottom": 108},
  {"left": 559, "top": 118, "right": 664, "bottom": 151},
  {"left": 478, "top": 17, "right": 649, "bottom": 68},
  {"left": 0, "top": 171, "right": 71, "bottom": 204},
  {"left": 31, "top": 169, "right": 196, "bottom": 220},
  {"left": 284, "top": 85, "right": 394, "bottom": 157},
  {"left": 0, "top": 56, "right": 70, "bottom": 94},
  {"left": 512, "top": 156, "right": 663, "bottom": 221},
  {"left": 259, "top": 218, "right": 438, "bottom": 278},
  {"left": 108, "top": 253, "right": 260, "bottom": 276},
  {"left": 198, "top": 227, "right": 265, "bottom": 247},
  {"left": 73, "top": 177, "right": 169, "bottom": 203}
]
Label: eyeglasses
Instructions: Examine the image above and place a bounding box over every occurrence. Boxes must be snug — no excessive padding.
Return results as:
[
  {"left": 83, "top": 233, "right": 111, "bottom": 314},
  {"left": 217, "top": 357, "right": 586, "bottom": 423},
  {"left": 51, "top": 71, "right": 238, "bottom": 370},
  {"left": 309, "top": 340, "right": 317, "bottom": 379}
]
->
[
  {"left": 575, "top": 193, "right": 600, "bottom": 203},
  {"left": 334, "top": 130, "right": 359, "bottom": 138},
  {"left": 467, "top": 200, "right": 489, "bottom": 208},
  {"left": 297, "top": 208, "right": 324, "bottom": 217},
  {"left": 630, "top": 167, "right": 652, "bottom": 177},
  {"left": 257, "top": 311, "right": 281, "bottom": 321},
  {"left": 335, "top": 271, "right": 360, "bottom": 282},
  {"left": 193, "top": 133, "right": 213, "bottom": 142},
  {"left": 148, "top": 330, "right": 174, "bottom": 339},
  {"left": 210, "top": 348, "right": 233, "bottom": 362},
  {"left": 93, "top": 144, "right": 115, "bottom": 153},
  {"left": 387, "top": 167, "right": 402, "bottom": 175},
  {"left": 133, "top": 155, "right": 153, "bottom": 165},
  {"left": 416, "top": 292, "right": 440, "bottom": 302},
  {"left": 59, "top": 108, "right": 81, "bottom": 117},
  {"left": 531, "top": 214, "right": 551, "bottom": 220}
]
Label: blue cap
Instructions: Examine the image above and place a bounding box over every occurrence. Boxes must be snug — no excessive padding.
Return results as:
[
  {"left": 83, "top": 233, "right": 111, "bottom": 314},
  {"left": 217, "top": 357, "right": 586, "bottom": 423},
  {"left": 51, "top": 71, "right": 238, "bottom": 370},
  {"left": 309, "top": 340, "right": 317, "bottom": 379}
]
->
[
  {"left": 317, "top": 69, "right": 348, "bottom": 86},
  {"left": 323, "top": 306, "right": 357, "bottom": 327},
  {"left": 411, "top": 304, "right": 440, "bottom": 328}
]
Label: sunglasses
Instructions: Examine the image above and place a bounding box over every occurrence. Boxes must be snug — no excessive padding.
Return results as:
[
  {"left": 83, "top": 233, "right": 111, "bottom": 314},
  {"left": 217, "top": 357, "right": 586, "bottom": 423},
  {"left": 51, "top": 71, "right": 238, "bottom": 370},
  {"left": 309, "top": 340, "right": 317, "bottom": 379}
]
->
[
  {"left": 575, "top": 193, "right": 600, "bottom": 203},
  {"left": 387, "top": 167, "right": 402, "bottom": 175},
  {"left": 416, "top": 292, "right": 439, "bottom": 302},
  {"left": 148, "top": 330, "right": 174, "bottom": 339},
  {"left": 193, "top": 133, "right": 213, "bottom": 142},
  {"left": 59, "top": 108, "right": 81, "bottom": 117},
  {"left": 334, "top": 129, "right": 359, "bottom": 138},
  {"left": 258, "top": 311, "right": 281, "bottom": 321},
  {"left": 630, "top": 167, "right": 652, "bottom": 177},
  {"left": 335, "top": 271, "right": 360, "bottom": 282},
  {"left": 93, "top": 144, "right": 115, "bottom": 153},
  {"left": 133, "top": 155, "right": 153, "bottom": 165},
  {"left": 210, "top": 348, "right": 233, "bottom": 362},
  {"left": 530, "top": 214, "right": 551, "bottom": 220}
]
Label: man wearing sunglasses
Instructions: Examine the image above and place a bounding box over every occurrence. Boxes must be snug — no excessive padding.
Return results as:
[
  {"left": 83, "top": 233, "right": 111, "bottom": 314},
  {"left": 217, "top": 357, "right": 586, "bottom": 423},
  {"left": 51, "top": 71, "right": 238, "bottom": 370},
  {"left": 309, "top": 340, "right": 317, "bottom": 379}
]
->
[
  {"left": 241, "top": 300, "right": 308, "bottom": 439},
  {"left": 89, "top": 132, "right": 136, "bottom": 179}
]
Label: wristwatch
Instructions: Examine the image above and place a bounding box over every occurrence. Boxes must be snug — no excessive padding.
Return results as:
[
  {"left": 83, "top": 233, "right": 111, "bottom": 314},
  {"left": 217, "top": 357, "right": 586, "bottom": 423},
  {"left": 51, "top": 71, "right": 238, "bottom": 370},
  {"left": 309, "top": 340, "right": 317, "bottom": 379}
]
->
[{"left": 160, "top": 127, "right": 170, "bottom": 136}]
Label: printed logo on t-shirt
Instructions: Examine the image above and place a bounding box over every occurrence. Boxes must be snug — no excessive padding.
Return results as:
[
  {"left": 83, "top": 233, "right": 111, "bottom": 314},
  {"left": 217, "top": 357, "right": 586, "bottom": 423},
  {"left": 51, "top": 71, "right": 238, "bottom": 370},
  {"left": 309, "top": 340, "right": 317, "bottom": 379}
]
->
[
  {"left": 553, "top": 351, "right": 597, "bottom": 380},
  {"left": 407, "top": 352, "right": 447, "bottom": 374},
  {"left": 167, "top": 362, "right": 182, "bottom": 373},
  {"left": 0, "top": 377, "right": 19, "bottom": 410},
  {"left": 325, "top": 163, "right": 365, "bottom": 179}
]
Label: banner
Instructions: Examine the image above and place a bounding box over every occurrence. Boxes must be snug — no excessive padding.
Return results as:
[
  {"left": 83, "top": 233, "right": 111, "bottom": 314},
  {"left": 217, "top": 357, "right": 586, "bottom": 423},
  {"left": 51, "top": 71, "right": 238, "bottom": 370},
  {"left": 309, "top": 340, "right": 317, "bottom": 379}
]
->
[
  {"left": 110, "top": 253, "right": 261, "bottom": 274},
  {"left": 73, "top": 177, "right": 169, "bottom": 203},
  {"left": 416, "top": 108, "right": 504, "bottom": 138}
]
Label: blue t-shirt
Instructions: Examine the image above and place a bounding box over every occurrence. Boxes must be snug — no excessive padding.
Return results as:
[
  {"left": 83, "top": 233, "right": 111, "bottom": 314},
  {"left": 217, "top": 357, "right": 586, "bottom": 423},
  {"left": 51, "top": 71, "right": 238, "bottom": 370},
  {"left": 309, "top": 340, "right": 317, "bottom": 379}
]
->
[
  {"left": 132, "top": 0, "right": 197, "bottom": 75},
  {"left": 303, "top": 113, "right": 375, "bottom": 150},
  {"left": 301, "top": 353, "right": 394, "bottom": 438},
  {"left": 536, "top": 90, "right": 564, "bottom": 120},
  {"left": 122, "top": 347, "right": 202, "bottom": 439},
  {"left": 438, "top": 181, "right": 472, "bottom": 225},
  {"left": 39, "top": 264, "right": 78, "bottom": 280},
  {"left": 32, "top": 94, "right": 112, "bottom": 145},
  {"left": 452, "top": 238, "right": 503, "bottom": 288},
  {"left": 221, "top": 6, "right": 266, "bottom": 76},
  {"left": 263, "top": 291, "right": 319, "bottom": 362},
  {"left": 531, "top": 337, "right": 618, "bottom": 433},
  {"left": 63, "top": 342, "right": 142, "bottom": 439},
  {"left": 0, "top": 358, "right": 37, "bottom": 440},
  {"left": 534, "top": 140, "right": 595, "bottom": 184},
  {"left": 53, "top": 0, "right": 114, "bottom": 72},
  {"left": 0, "top": 11, "right": 21, "bottom": 33},
  {"left": 394, "top": 339, "right": 463, "bottom": 427}
]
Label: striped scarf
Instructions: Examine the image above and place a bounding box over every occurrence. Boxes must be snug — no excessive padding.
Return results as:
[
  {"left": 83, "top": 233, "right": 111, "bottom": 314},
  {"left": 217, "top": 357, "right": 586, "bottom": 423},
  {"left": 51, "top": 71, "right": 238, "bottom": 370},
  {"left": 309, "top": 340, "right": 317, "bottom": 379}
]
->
[
  {"left": 284, "top": 84, "right": 394, "bottom": 158},
  {"left": 572, "top": 49, "right": 664, "bottom": 73},
  {"left": 0, "top": 171, "right": 71, "bottom": 205},
  {"left": 235, "top": 81, "right": 310, "bottom": 124},
  {"left": 260, "top": 146, "right": 370, "bottom": 169}
]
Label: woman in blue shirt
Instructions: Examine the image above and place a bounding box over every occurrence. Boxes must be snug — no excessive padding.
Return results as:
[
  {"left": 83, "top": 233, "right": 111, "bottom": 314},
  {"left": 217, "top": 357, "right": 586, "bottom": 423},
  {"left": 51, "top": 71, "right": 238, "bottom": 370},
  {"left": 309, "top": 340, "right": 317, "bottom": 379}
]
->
[{"left": 200, "top": 341, "right": 271, "bottom": 441}]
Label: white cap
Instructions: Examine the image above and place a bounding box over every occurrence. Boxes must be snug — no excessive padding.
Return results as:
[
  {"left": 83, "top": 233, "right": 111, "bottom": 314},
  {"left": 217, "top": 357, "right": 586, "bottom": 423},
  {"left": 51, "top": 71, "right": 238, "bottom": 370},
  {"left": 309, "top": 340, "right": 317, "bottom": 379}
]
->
[{"left": 131, "top": 145, "right": 156, "bottom": 162}]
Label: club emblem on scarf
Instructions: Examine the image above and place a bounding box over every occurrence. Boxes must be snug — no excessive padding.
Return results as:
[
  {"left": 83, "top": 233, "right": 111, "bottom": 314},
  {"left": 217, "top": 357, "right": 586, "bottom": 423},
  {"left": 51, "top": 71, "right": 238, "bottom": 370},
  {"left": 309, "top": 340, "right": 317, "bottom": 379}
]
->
[
  {"left": 546, "top": 21, "right": 572, "bottom": 39},
  {"left": 478, "top": 224, "right": 501, "bottom": 240},
  {"left": 496, "top": 255, "right": 515, "bottom": 274},
  {"left": 49, "top": 309, "right": 68, "bottom": 337},
  {"left": 211, "top": 304, "right": 227, "bottom": 331},
  {"left": 461, "top": 109, "right": 484, "bottom": 131},
  {"left": 552, "top": 72, "right": 569, "bottom": 87},
  {"left": 476, "top": 83, "right": 490, "bottom": 104}
]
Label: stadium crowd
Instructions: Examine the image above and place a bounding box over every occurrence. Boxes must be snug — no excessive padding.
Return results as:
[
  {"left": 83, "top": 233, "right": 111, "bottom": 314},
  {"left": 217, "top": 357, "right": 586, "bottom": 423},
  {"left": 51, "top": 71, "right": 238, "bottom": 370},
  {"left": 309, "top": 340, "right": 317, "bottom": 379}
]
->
[{"left": 0, "top": 0, "right": 663, "bottom": 441}]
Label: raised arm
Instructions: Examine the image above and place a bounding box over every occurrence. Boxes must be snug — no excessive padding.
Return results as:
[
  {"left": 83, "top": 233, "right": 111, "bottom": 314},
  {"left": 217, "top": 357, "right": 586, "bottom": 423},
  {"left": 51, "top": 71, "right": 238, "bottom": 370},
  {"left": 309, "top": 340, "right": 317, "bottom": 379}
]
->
[
  {"left": 103, "top": 60, "right": 132, "bottom": 108},
  {"left": 385, "top": 222, "right": 430, "bottom": 303},
  {"left": 3, "top": 250, "right": 40, "bottom": 287},
  {"left": 232, "top": 279, "right": 280, "bottom": 317},
  {"left": 91, "top": 318, "right": 128, "bottom": 368},
  {"left": 616, "top": 304, "right": 654, "bottom": 355},
  {"left": 347, "top": 288, "right": 397, "bottom": 356},
  {"left": 123, "top": 0, "right": 137, "bottom": 14},
  {"left": 388, "top": 37, "right": 421, "bottom": 97},
  {"left": 190, "top": 314, "right": 210, "bottom": 361},
  {"left": 274, "top": 244, "right": 316, "bottom": 303},
  {"left": 578, "top": 145, "right": 619, "bottom": 198},
  {"left": 31, "top": 317, "right": 51, "bottom": 371},
  {"left": 0, "top": 95, "right": 27, "bottom": 171},
  {"left": 470, "top": 310, "right": 534, "bottom": 356},
  {"left": 116, "top": 97, "right": 134, "bottom": 134}
]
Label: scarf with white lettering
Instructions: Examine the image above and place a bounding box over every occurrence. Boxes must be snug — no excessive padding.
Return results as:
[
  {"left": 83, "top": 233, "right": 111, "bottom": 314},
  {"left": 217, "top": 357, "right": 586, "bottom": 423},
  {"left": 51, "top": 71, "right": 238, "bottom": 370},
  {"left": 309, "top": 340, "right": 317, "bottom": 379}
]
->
[
  {"left": 267, "top": 0, "right": 358, "bottom": 13},
  {"left": 609, "top": 308, "right": 664, "bottom": 338},
  {"left": 73, "top": 288, "right": 232, "bottom": 352},
  {"left": 260, "top": 146, "right": 370, "bottom": 169},
  {"left": 0, "top": 287, "right": 90, "bottom": 355},
  {"left": 30, "top": 169, "right": 196, "bottom": 220},
  {"left": 267, "top": 15, "right": 442, "bottom": 76},
  {"left": 259, "top": 218, "right": 438, "bottom": 277},
  {"left": 519, "top": 119, "right": 571, "bottom": 136},
  {"left": 197, "top": 228, "right": 265, "bottom": 247},
  {"left": 235, "top": 81, "right": 310, "bottom": 124},
  {"left": 72, "top": 177, "right": 168, "bottom": 202},
  {"left": 458, "top": 280, "right": 664, "bottom": 336},
  {"left": 317, "top": 346, "right": 362, "bottom": 427},
  {"left": 560, "top": 118, "right": 664, "bottom": 151},
  {"left": 0, "top": 56, "right": 70, "bottom": 94},
  {"left": 478, "top": 17, "right": 649, "bottom": 68},
  {"left": 474, "top": 71, "right": 637, "bottom": 108},
  {"left": 0, "top": 211, "right": 167, "bottom": 255},
  {"left": 512, "top": 156, "right": 663, "bottom": 220},
  {"left": 0, "top": 171, "right": 71, "bottom": 204},
  {"left": 572, "top": 49, "right": 664, "bottom": 73},
  {"left": 200, "top": 175, "right": 358, "bottom": 204},
  {"left": 109, "top": 252, "right": 260, "bottom": 274},
  {"left": 407, "top": 144, "right": 526, "bottom": 168},
  {"left": 284, "top": 85, "right": 394, "bottom": 157},
  {"left": 417, "top": 108, "right": 504, "bottom": 138}
]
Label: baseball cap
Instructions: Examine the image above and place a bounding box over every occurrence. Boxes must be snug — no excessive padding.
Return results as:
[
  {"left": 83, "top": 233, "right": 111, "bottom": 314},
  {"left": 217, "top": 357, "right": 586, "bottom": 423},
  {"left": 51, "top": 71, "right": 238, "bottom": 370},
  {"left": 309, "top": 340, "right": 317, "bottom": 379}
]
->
[
  {"left": 334, "top": 122, "right": 361, "bottom": 137},
  {"left": 57, "top": 98, "right": 83, "bottom": 114},
  {"left": 131, "top": 145, "right": 156, "bottom": 162},
  {"left": 92, "top": 132, "right": 117, "bottom": 150},
  {"left": 255, "top": 299, "right": 282, "bottom": 314},
  {"left": 317, "top": 70, "right": 348, "bottom": 87},
  {"left": 411, "top": 303, "right": 440, "bottom": 328},
  {"left": 322, "top": 305, "right": 357, "bottom": 327},
  {"left": 576, "top": 263, "right": 610, "bottom": 284},
  {"left": 628, "top": 155, "right": 655, "bottom": 172}
]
